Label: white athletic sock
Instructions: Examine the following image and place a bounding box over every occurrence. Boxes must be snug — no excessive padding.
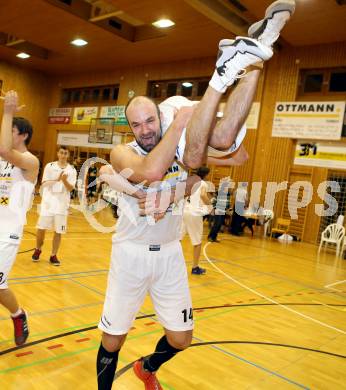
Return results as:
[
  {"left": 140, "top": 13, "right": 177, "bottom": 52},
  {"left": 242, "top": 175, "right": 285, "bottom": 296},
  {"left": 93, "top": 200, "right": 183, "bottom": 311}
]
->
[
  {"left": 11, "top": 308, "right": 23, "bottom": 318},
  {"left": 209, "top": 69, "right": 232, "bottom": 93}
]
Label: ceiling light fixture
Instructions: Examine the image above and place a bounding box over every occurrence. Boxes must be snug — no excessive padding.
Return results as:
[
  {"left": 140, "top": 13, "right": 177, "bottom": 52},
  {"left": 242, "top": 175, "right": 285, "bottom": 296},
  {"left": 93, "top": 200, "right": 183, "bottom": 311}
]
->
[
  {"left": 16, "top": 52, "right": 30, "bottom": 59},
  {"left": 152, "top": 19, "right": 175, "bottom": 28},
  {"left": 71, "top": 39, "right": 88, "bottom": 46},
  {"left": 182, "top": 82, "right": 193, "bottom": 87}
]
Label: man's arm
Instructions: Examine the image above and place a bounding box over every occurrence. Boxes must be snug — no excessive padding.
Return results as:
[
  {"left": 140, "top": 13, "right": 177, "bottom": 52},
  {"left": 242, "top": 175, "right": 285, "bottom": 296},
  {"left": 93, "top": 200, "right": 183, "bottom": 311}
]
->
[
  {"left": 137, "top": 175, "right": 201, "bottom": 218},
  {"left": 0, "top": 91, "right": 39, "bottom": 179},
  {"left": 98, "top": 165, "right": 145, "bottom": 199},
  {"left": 200, "top": 185, "right": 212, "bottom": 205},
  {"left": 111, "top": 107, "right": 195, "bottom": 184},
  {"left": 61, "top": 172, "right": 75, "bottom": 192}
]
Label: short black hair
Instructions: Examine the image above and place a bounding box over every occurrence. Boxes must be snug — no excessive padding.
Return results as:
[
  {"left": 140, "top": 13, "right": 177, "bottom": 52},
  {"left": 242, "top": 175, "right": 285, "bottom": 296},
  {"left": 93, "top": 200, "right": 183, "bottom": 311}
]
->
[
  {"left": 58, "top": 145, "right": 69, "bottom": 152},
  {"left": 125, "top": 96, "right": 160, "bottom": 123},
  {"left": 196, "top": 166, "right": 210, "bottom": 179},
  {"left": 12, "top": 117, "right": 33, "bottom": 146}
]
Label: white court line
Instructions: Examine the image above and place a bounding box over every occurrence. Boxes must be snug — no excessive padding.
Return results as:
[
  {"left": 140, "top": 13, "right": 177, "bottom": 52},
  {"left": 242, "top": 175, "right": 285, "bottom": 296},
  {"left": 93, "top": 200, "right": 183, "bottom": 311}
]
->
[
  {"left": 203, "top": 242, "right": 346, "bottom": 335},
  {"left": 312, "top": 300, "right": 346, "bottom": 312},
  {"left": 325, "top": 280, "right": 346, "bottom": 288}
]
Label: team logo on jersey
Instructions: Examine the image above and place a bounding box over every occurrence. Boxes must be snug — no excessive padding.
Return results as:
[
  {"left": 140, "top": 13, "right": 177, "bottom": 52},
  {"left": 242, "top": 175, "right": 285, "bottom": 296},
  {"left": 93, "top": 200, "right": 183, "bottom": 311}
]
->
[
  {"left": 0, "top": 196, "right": 9, "bottom": 205},
  {"left": 149, "top": 245, "right": 161, "bottom": 251}
]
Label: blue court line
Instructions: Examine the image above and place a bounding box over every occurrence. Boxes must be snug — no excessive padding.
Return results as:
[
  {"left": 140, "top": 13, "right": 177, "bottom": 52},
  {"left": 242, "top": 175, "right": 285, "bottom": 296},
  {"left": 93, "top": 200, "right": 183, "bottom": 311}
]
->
[
  {"left": 192, "top": 336, "right": 310, "bottom": 389},
  {"left": 8, "top": 269, "right": 108, "bottom": 281},
  {"left": 0, "top": 301, "right": 103, "bottom": 321},
  {"left": 69, "top": 278, "right": 105, "bottom": 296},
  {"left": 8, "top": 273, "right": 107, "bottom": 286}
]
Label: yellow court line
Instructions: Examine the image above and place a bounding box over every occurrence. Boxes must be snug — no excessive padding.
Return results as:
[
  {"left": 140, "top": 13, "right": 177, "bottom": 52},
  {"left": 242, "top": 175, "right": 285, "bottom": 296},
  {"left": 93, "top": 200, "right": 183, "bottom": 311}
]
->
[{"left": 276, "top": 113, "right": 340, "bottom": 118}]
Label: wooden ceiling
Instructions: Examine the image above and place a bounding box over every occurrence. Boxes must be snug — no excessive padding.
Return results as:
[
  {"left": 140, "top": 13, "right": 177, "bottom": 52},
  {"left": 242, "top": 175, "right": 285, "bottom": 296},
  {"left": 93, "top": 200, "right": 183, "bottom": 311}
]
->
[{"left": 0, "top": 0, "right": 344, "bottom": 75}]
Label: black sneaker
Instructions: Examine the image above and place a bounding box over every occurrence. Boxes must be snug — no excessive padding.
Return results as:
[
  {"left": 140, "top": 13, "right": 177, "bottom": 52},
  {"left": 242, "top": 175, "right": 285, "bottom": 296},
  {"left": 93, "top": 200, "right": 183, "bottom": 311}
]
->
[
  {"left": 12, "top": 310, "right": 29, "bottom": 346},
  {"left": 32, "top": 248, "right": 41, "bottom": 262},
  {"left": 49, "top": 255, "right": 60, "bottom": 266},
  {"left": 192, "top": 266, "right": 206, "bottom": 275}
]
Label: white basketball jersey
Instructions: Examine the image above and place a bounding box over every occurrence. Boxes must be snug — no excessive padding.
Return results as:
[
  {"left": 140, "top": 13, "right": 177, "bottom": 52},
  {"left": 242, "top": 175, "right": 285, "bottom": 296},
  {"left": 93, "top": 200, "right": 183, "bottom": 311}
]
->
[
  {"left": 0, "top": 158, "right": 35, "bottom": 244},
  {"left": 113, "top": 141, "right": 187, "bottom": 245}
]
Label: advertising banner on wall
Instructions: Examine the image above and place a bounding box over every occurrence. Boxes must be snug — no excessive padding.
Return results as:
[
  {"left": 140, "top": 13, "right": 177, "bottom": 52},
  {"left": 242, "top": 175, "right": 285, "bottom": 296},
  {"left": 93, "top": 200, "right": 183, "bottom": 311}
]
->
[
  {"left": 100, "top": 106, "right": 127, "bottom": 125},
  {"left": 72, "top": 107, "right": 98, "bottom": 125},
  {"left": 57, "top": 132, "right": 123, "bottom": 149},
  {"left": 48, "top": 107, "right": 72, "bottom": 124},
  {"left": 272, "top": 101, "right": 345, "bottom": 140},
  {"left": 294, "top": 140, "right": 346, "bottom": 169}
]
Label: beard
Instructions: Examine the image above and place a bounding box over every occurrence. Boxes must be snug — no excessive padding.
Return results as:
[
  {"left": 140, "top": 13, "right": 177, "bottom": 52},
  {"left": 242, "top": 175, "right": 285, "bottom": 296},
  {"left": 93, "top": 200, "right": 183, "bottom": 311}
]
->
[{"left": 135, "top": 128, "right": 162, "bottom": 153}]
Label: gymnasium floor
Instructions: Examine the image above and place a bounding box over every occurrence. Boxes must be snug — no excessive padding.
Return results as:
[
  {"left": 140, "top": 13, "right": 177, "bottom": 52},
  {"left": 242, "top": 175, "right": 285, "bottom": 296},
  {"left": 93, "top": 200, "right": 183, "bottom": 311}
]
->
[{"left": 1, "top": 204, "right": 345, "bottom": 389}]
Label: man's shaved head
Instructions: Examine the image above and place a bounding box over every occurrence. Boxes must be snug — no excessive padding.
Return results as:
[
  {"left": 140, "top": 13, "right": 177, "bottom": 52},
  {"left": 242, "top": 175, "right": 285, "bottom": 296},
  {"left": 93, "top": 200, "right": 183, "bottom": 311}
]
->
[{"left": 125, "top": 96, "right": 162, "bottom": 152}]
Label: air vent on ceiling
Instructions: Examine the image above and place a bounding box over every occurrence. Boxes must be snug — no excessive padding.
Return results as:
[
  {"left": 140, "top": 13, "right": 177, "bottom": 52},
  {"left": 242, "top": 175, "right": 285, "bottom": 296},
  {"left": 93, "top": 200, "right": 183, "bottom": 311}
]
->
[
  {"left": 57, "top": 0, "right": 72, "bottom": 5},
  {"left": 108, "top": 19, "right": 122, "bottom": 30},
  {"left": 227, "top": 0, "right": 247, "bottom": 12}
]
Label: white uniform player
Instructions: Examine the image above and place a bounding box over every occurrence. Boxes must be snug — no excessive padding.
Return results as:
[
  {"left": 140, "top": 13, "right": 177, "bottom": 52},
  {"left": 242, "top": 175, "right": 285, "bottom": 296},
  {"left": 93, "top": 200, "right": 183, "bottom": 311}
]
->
[
  {"left": 0, "top": 160, "right": 35, "bottom": 286},
  {"left": 32, "top": 146, "right": 77, "bottom": 266},
  {"left": 37, "top": 161, "right": 77, "bottom": 233},
  {"left": 0, "top": 91, "right": 39, "bottom": 347},
  {"left": 180, "top": 167, "right": 212, "bottom": 275},
  {"left": 99, "top": 140, "right": 193, "bottom": 335},
  {"left": 96, "top": 3, "right": 296, "bottom": 385}
]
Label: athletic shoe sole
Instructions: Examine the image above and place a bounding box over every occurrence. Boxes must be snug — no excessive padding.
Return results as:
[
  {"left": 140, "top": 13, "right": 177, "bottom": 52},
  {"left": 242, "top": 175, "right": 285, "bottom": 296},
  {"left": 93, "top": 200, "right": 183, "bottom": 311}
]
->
[
  {"left": 248, "top": 0, "right": 296, "bottom": 40},
  {"left": 216, "top": 37, "right": 273, "bottom": 76}
]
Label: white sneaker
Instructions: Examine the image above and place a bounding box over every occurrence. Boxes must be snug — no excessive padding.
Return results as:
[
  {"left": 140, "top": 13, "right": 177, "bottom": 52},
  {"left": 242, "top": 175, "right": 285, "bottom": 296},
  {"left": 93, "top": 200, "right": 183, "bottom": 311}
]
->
[
  {"left": 248, "top": 0, "right": 296, "bottom": 47},
  {"left": 209, "top": 37, "right": 273, "bottom": 93}
]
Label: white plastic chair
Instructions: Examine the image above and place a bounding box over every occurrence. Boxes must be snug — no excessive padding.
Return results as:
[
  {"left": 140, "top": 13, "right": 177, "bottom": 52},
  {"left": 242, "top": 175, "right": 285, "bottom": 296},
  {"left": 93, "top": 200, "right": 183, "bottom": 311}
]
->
[
  {"left": 261, "top": 209, "right": 274, "bottom": 237},
  {"left": 318, "top": 223, "right": 345, "bottom": 257},
  {"left": 340, "top": 236, "right": 346, "bottom": 258}
]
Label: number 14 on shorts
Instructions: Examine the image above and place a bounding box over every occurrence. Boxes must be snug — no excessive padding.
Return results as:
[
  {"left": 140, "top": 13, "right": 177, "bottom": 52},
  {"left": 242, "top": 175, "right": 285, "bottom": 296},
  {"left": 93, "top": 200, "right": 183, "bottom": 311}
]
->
[{"left": 182, "top": 308, "right": 193, "bottom": 323}]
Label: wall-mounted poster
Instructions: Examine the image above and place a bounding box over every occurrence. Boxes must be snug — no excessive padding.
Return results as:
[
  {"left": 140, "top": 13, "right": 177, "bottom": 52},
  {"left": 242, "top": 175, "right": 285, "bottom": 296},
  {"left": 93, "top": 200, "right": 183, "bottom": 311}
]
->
[
  {"left": 272, "top": 101, "right": 345, "bottom": 140},
  {"left": 72, "top": 107, "right": 98, "bottom": 125},
  {"left": 100, "top": 106, "right": 127, "bottom": 125},
  {"left": 48, "top": 107, "right": 72, "bottom": 124},
  {"left": 294, "top": 140, "right": 346, "bottom": 169}
]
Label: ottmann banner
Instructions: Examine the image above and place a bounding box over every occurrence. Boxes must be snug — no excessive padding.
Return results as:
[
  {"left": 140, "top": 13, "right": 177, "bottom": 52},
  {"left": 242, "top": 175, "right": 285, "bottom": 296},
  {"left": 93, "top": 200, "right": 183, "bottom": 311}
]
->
[
  {"left": 272, "top": 101, "right": 345, "bottom": 140},
  {"left": 294, "top": 140, "right": 346, "bottom": 169}
]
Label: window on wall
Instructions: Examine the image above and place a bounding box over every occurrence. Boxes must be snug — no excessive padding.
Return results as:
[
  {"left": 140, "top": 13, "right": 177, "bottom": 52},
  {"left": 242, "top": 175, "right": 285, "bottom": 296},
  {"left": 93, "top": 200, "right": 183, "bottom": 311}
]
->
[
  {"left": 298, "top": 68, "right": 346, "bottom": 96},
  {"left": 60, "top": 84, "right": 119, "bottom": 107},
  {"left": 147, "top": 77, "right": 210, "bottom": 101}
]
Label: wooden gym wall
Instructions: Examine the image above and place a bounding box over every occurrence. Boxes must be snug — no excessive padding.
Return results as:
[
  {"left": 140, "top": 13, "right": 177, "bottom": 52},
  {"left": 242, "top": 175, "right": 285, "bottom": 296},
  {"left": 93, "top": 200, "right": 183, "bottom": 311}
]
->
[
  {"left": 1, "top": 40, "right": 344, "bottom": 244},
  {"left": 0, "top": 60, "right": 51, "bottom": 155}
]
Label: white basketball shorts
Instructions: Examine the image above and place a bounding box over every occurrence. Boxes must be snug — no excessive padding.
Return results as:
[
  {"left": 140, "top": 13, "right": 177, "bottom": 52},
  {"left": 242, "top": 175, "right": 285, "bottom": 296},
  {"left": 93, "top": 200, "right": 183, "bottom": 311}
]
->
[
  {"left": 98, "top": 240, "right": 193, "bottom": 335},
  {"left": 36, "top": 214, "right": 68, "bottom": 234},
  {"left": 181, "top": 212, "right": 203, "bottom": 246},
  {"left": 0, "top": 242, "right": 19, "bottom": 289}
]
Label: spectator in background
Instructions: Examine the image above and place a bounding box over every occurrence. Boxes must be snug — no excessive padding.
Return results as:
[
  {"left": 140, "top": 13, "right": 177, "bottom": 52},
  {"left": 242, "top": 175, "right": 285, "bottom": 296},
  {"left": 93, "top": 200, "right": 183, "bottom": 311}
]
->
[
  {"left": 208, "top": 177, "right": 231, "bottom": 242},
  {"left": 181, "top": 167, "right": 212, "bottom": 275},
  {"left": 230, "top": 182, "right": 249, "bottom": 236}
]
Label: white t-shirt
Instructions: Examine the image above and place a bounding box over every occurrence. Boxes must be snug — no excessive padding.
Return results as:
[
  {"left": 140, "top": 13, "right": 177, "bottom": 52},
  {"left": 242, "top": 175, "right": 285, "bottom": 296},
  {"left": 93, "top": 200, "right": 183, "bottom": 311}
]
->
[
  {"left": 39, "top": 162, "right": 77, "bottom": 216},
  {"left": 235, "top": 187, "right": 248, "bottom": 203},
  {"left": 113, "top": 141, "right": 187, "bottom": 245},
  {"left": 0, "top": 157, "right": 35, "bottom": 243},
  {"left": 184, "top": 180, "right": 211, "bottom": 216},
  {"left": 158, "top": 96, "right": 247, "bottom": 162}
]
